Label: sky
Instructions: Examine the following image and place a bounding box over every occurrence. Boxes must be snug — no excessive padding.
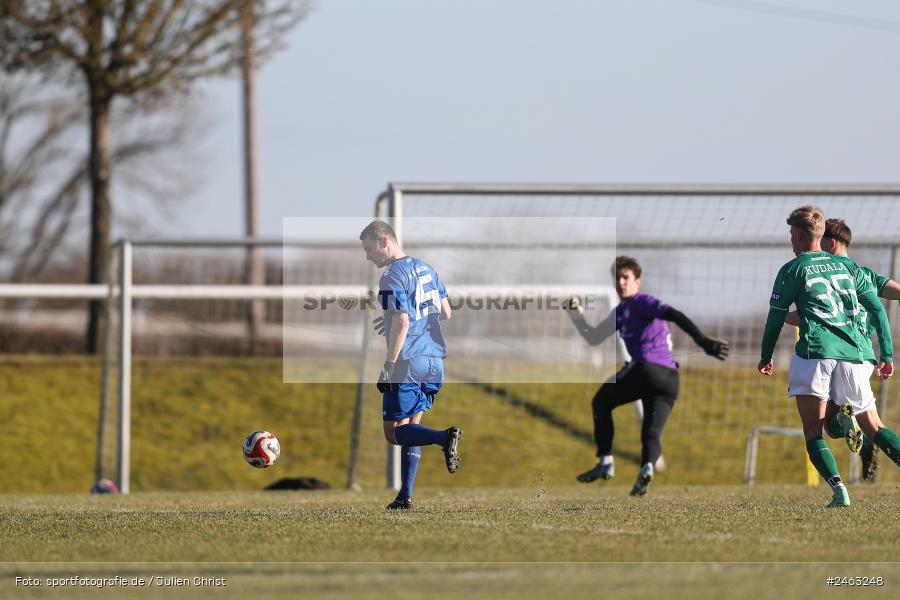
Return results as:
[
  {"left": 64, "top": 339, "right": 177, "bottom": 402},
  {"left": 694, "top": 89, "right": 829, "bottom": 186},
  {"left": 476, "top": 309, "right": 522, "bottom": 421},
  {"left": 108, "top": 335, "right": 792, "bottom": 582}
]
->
[{"left": 181, "top": 0, "right": 900, "bottom": 237}]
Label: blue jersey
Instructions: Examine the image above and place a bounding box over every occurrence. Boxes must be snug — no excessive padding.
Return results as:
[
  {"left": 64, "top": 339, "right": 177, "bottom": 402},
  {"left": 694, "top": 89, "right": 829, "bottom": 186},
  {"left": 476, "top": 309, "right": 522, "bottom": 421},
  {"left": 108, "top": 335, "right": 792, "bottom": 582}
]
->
[{"left": 379, "top": 256, "right": 448, "bottom": 359}]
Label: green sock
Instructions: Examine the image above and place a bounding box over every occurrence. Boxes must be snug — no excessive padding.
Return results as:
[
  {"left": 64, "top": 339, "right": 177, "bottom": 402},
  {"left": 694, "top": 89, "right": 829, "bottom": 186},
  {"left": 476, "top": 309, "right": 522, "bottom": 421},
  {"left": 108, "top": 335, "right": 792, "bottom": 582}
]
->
[
  {"left": 873, "top": 427, "right": 900, "bottom": 467},
  {"left": 824, "top": 413, "right": 843, "bottom": 439},
  {"left": 806, "top": 437, "right": 843, "bottom": 488}
]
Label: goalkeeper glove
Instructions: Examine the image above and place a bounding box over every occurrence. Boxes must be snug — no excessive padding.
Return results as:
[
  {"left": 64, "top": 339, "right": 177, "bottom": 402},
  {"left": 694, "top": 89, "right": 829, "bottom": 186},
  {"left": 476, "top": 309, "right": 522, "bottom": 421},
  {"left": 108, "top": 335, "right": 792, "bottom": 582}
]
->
[
  {"left": 700, "top": 337, "right": 729, "bottom": 361},
  {"left": 565, "top": 296, "right": 584, "bottom": 317},
  {"left": 377, "top": 361, "right": 395, "bottom": 393}
]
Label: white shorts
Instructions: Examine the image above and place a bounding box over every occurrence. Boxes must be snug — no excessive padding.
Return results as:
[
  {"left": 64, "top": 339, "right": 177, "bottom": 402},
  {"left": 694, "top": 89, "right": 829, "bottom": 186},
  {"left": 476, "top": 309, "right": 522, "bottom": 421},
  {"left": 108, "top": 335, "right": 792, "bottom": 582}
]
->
[
  {"left": 788, "top": 356, "right": 876, "bottom": 413},
  {"left": 830, "top": 361, "right": 877, "bottom": 414}
]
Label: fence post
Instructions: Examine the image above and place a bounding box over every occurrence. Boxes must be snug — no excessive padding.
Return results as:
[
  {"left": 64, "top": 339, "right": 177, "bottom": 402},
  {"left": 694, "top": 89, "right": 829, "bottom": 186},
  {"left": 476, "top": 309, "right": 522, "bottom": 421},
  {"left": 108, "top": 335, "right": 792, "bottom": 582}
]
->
[
  {"left": 386, "top": 187, "right": 402, "bottom": 491},
  {"left": 117, "top": 241, "right": 133, "bottom": 494}
]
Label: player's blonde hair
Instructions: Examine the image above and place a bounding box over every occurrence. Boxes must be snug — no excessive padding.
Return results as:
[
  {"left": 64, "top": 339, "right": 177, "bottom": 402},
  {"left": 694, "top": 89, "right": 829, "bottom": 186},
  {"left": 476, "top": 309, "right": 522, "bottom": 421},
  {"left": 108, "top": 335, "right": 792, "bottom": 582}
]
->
[{"left": 786, "top": 205, "right": 825, "bottom": 238}]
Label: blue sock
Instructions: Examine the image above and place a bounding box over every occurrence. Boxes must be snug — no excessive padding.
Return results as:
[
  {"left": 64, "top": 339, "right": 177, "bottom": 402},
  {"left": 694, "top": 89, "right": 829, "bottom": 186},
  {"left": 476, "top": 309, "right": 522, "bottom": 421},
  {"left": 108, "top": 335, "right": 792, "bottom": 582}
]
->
[
  {"left": 398, "top": 446, "right": 421, "bottom": 499},
  {"left": 394, "top": 423, "right": 447, "bottom": 447}
]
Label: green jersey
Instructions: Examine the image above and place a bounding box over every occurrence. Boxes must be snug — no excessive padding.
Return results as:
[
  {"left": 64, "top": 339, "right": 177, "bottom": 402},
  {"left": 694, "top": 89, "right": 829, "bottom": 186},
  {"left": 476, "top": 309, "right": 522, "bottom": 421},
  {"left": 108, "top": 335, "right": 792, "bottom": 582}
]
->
[
  {"left": 856, "top": 266, "right": 890, "bottom": 362},
  {"left": 760, "top": 251, "right": 893, "bottom": 363},
  {"left": 861, "top": 266, "right": 891, "bottom": 297}
]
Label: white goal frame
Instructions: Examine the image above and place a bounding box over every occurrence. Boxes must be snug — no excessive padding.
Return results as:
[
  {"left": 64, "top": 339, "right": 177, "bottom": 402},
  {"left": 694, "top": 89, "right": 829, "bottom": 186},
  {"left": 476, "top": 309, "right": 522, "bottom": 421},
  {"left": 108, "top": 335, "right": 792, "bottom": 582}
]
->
[
  {"left": 363, "top": 183, "right": 900, "bottom": 491},
  {"left": 2, "top": 184, "right": 898, "bottom": 493},
  {"left": 107, "top": 238, "right": 372, "bottom": 493}
]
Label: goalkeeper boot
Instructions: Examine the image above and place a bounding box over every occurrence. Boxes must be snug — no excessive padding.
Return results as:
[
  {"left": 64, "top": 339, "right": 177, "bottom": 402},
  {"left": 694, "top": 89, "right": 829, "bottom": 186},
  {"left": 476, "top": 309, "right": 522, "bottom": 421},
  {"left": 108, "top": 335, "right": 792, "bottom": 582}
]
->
[
  {"left": 860, "top": 436, "right": 879, "bottom": 481},
  {"left": 386, "top": 495, "right": 414, "bottom": 510},
  {"left": 629, "top": 464, "right": 654, "bottom": 497},
  {"left": 576, "top": 462, "right": 615, "bottom": 483},
  {"left": 826, "top": 484, "right": 851, "bottom": 508},
  {"left": 443, "top": 427, "right": 462, "bottom": 474},
  {"left": 838, "top": 404, "right": 863, "bottom": 454},
  {"left": 654, "top": 454, "right": 666, "bottom": 473}
]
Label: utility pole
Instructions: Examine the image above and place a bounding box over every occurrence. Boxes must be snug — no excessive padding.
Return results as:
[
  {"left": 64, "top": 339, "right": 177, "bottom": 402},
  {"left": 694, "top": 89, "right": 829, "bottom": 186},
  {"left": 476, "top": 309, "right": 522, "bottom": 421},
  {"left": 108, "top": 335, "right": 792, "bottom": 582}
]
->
[{"left": 241, "top": 0, "right": 265, "bottom": 352}]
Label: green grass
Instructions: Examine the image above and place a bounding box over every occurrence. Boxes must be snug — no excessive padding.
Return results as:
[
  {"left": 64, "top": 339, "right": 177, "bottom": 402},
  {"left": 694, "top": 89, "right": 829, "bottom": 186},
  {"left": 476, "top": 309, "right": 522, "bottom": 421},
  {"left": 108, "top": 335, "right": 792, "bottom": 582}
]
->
[
  {"left": 2, "top": 355, "right": 898, "bottom": 494},
  {"left": 1, "top": 486, "right": 898, "bottom": 599},
  {"left": 6, "top": 486, "right": 896, "bottom": 562}
]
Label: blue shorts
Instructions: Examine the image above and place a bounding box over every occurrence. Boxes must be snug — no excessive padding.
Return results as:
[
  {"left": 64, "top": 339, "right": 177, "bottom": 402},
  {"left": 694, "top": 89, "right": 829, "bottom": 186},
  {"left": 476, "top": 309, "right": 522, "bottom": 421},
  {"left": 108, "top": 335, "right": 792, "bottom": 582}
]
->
[{"left": 382, "top": 356, "right": 444, "bottom": 421}]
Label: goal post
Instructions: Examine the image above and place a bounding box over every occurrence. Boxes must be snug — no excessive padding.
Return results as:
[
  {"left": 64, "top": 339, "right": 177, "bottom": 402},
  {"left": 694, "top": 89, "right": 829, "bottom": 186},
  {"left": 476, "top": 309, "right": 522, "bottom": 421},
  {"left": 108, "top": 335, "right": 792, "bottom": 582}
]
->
[
  {"left": 343, "top": 183, "right": 900, "bottom": 490},
  {"left": 82, "top": 184, "right": 900, "bottom": 493},
  {"left": 98, "top": 237, "right": 373, "bottom": 493}
]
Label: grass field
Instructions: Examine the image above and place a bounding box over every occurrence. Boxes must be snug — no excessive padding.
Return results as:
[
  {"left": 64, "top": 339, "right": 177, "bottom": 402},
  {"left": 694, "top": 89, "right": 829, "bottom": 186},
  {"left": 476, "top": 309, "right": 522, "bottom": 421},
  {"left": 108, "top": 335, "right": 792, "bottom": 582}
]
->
[
  {"left": 2, "top": 485, "right": 898, "bottom": 599},
  {"left": 3, "top": 355, "right": 899, "bottom": 598},
  {"left": 5, "top": 354, "right": 898, "bottom": 495}
]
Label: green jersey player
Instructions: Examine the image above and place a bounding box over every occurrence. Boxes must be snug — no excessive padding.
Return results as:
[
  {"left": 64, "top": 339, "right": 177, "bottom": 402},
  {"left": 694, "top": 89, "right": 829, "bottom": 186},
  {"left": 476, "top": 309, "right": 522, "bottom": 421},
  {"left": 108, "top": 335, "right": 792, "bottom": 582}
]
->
[
  {"left": 785, "top": 218, "right": 900, "bottom": 481},
  {"left": 758, "top": 206, "right": 895, "bottom": 508}
]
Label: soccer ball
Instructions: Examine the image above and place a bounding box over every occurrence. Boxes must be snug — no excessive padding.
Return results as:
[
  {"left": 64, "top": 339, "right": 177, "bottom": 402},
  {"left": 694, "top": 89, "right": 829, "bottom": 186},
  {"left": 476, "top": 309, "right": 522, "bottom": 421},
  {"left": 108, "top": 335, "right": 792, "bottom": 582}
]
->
[
  {"left": 90, "top": 478, "right": 119, "bottom": 494},
  {"left": 243, "top": 431, "right": 281, "bottom": 468}
]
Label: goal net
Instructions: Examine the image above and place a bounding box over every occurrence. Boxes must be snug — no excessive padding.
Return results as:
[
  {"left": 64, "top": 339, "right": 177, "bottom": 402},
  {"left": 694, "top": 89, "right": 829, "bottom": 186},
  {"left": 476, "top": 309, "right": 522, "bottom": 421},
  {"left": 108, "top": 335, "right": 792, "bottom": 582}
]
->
[
  {"left": 95, "top": 240, "right": 364, "bottom": 492},
  {"left": 98, "top": 186, "right": 900, "bottom": 493},
  {"left": 343, "top": 185, "right": 900, "bottom": 490}
]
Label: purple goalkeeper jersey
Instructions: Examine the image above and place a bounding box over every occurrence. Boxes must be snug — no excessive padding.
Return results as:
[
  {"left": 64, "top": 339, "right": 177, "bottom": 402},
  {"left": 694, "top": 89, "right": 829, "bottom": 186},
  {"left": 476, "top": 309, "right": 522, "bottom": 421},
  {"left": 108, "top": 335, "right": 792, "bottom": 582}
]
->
[{"left": 616, "top": 292, "right": 677, "bottom": 370}]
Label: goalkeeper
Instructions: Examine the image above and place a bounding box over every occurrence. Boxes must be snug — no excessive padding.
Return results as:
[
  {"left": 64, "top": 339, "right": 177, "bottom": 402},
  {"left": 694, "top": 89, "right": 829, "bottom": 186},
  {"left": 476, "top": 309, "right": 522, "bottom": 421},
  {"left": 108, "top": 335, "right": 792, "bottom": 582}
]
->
[{"left": 566, "top": 255, "right": 729, "bottom": 496}]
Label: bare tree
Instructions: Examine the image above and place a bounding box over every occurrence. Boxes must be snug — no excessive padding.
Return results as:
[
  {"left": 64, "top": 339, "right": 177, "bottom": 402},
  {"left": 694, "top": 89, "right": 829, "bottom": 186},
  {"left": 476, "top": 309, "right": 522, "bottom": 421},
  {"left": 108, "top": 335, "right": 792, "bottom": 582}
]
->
[
  {"left": 0, "top": 74, "right": 203, "bottom": 284},
  {"left": 0, "top": 0, "right": 308, "bottom": 352},
  {"left": 0, "top": 77, "right": 84, "bottom": 280}
]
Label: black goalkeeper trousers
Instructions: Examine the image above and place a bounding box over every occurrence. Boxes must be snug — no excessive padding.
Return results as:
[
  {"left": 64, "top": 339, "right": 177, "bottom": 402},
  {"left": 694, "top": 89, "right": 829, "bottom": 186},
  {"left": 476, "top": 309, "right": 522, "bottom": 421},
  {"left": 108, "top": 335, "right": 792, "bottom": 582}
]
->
[{"left": 591, "top": 361, "right": 680, "bottom": 466}]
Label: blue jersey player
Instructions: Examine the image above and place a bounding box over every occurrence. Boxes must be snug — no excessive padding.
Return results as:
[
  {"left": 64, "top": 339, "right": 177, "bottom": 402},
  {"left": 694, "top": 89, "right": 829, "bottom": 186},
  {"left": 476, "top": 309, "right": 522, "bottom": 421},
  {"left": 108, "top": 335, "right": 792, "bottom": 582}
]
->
[{"left": 359, "top": 220, "right": 462, "bottom": 510}]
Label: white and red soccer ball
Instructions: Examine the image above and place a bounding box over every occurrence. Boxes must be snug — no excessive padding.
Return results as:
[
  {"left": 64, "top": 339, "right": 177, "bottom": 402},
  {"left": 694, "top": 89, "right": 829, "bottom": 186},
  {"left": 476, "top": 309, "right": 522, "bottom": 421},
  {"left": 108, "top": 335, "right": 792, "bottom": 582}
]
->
[
  {"left": 90, "top": 478, "right": 119, "bottom": 494},
  {"left": 243, "top": 431, "right": 281, "bottom": 468}
]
